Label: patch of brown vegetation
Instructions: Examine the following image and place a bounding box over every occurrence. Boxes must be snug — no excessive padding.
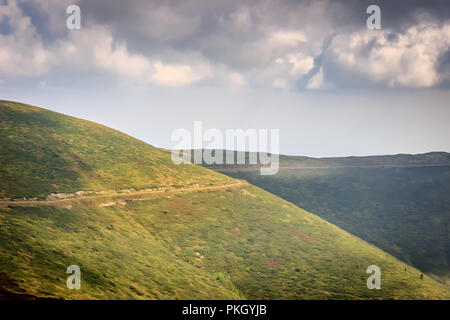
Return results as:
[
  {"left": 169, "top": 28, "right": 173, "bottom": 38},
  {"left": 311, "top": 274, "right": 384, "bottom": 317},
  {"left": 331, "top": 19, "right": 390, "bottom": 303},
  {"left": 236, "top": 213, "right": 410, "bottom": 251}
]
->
[
  {"left": 263, "top": 258, "right": 279, "bottom": 269},
  {"left": 128, "top": 157, "right": 146, "bottom": 164},
  {"left": 167, "top": 198, "right": 194, "bottom": 214},
  {"left": 231, "top": 228, "right": 243, "bottom": 236},
  {"left": 288, "top": 231, "right": 317, "bottom": 243}
]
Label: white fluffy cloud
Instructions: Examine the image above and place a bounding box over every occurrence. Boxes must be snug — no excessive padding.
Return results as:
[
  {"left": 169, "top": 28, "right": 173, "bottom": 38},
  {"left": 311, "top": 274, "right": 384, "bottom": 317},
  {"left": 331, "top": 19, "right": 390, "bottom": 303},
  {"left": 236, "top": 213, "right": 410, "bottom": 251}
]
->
[
  {"left": 0, "top": 0, "right": 52, "bottom": 76},
  {"left": 152, "top": 62, "right": 209, "bottom": 87},
  {"left": 269, "top": 31, "right": 307, "bottom": 48},
  {"left": 75, "top": 27, "right": 211, "bottom": 87},
  {"left": 0, "top": 1, "right": 208, "bottom": 87},
  {"left": 330, "top": 22, "right": 450, "bottom": 88}
]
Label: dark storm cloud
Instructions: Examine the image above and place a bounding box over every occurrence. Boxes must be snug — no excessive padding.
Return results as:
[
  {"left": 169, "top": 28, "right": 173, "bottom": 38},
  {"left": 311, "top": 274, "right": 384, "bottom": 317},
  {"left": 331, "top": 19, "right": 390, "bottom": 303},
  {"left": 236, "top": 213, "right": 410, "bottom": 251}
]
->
[{"left": 344, "top": 0, "right": 450, "bottom": 29}]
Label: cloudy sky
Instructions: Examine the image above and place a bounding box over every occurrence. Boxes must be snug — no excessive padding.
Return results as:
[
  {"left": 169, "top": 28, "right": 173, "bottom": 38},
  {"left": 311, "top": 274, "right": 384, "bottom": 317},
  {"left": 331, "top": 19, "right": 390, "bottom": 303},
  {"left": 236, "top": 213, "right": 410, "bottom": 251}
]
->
[{"left": 1, "top": 0, "right": 450, "bottom": 156}]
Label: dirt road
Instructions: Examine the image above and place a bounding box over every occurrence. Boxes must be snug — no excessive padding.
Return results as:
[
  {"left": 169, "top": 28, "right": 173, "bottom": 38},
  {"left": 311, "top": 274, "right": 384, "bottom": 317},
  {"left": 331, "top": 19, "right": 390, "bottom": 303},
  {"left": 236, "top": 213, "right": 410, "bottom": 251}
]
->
[{"left": 0, "top": 180, "right": 247, "bottom": 207}]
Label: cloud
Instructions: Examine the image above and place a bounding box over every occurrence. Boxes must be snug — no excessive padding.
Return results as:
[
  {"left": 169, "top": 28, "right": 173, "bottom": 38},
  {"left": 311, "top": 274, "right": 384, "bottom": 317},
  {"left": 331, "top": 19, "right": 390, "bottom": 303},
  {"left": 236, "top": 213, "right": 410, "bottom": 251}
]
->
[
  {"left": 66, "top": 26, "right": 210, "bottom": 87},
  {"left": 272, "top": 78, "right": 289, "bottom": 89},
  {"left": 227, "top": 72, "right": 246, "bottom": 86},
  {"left": 0, "top": 0, "right": 52, "bottom": 76},
  {"left": 307, "top": 67, "right": 325, "bottom": 89},
  {"left": 287, "top": 53, "right": 315, "bottom": 77},
  {"left": 26, "top": 0, "right": 75, "bottom": 35},
  {"left": 269, "top": 31, "right": 307, "bottom": 48},
  {"left": 1, "top": 0, "right": 449, "bottom": 90},
  {"left": 152, "top": 62, "right": 208, "bottom": 87},
  {"left": 0, "top": 1, "right": 208, "bottom": 87},
  {"left": 92, "top": 30, "right": 153, "bottom": 81},
  {"left": 328, "top": 22, "right": 450, "bottom": 88}
]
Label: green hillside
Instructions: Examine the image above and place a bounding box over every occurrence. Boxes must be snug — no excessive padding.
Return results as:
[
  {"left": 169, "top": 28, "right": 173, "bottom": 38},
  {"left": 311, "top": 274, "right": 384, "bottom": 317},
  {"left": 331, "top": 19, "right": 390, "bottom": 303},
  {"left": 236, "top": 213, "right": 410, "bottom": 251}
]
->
[
  {"left": 205, "top": 151, "right": 450, "bottom": 284},
  {"left": 0, "top": 101, "right": 449, "bottom": 299},
  {"left": 0, "top": 101, "right": 232, "bottom": 199}
]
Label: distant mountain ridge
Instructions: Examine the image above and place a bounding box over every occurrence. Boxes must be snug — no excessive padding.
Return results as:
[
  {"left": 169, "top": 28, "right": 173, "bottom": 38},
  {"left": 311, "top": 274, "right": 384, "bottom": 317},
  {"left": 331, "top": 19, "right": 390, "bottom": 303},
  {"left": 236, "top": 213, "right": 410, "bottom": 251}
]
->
[
  {"left": 181, "top": 149, "right": 450, "bottom": 171},
  {"left": 202, "top": 150, "right": 450, "bottom": 285}
]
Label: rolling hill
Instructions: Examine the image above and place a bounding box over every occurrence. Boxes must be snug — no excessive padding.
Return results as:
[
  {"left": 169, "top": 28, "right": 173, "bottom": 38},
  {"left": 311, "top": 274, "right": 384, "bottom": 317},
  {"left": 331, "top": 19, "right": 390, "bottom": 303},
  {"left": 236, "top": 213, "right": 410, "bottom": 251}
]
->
[
  {"left": 0, "top": 101, "right": 232, "bottom": 200},
  {"left": 203, "top": 150, "right": 450, "bottom": 285},
  {"left": 0, "top": 101, "right": 449, "bottom": 299}
]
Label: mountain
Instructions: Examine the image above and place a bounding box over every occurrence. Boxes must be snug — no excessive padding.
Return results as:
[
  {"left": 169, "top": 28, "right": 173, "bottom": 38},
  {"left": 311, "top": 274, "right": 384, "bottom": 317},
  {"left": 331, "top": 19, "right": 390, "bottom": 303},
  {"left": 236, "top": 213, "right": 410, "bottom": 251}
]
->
[
  {"left": 0, "top": 101, "right": 449, "bottom": 299},
  {"left": 0, "top": 101, "right": 232, "bottom": 199},
  {"left": 202, "top": 150, "right": 450, "bottom": 285}
]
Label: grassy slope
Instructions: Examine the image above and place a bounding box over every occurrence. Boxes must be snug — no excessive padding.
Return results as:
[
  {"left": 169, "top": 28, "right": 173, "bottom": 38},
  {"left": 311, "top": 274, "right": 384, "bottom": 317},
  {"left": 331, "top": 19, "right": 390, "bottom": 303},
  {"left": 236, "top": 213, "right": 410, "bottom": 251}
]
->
[
  {"left": 1, "top": 185, "right": 449, "bottom": 299},
  {"left": 206, "top": 151, "right": 450, "bottom": 282},
  {"left": 0, "top": 101, "right": 449, "bottom": 299},
  {"left": 0, "top": 101, "right": 232, "bottom": 199}
]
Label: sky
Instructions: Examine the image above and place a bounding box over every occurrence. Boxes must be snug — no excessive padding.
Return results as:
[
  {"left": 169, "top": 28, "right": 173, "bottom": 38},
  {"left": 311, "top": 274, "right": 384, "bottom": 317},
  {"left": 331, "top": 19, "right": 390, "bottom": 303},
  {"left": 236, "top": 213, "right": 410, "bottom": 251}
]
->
[{"left": 1, "top": 0, "right": 450, "bottom": 157}]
